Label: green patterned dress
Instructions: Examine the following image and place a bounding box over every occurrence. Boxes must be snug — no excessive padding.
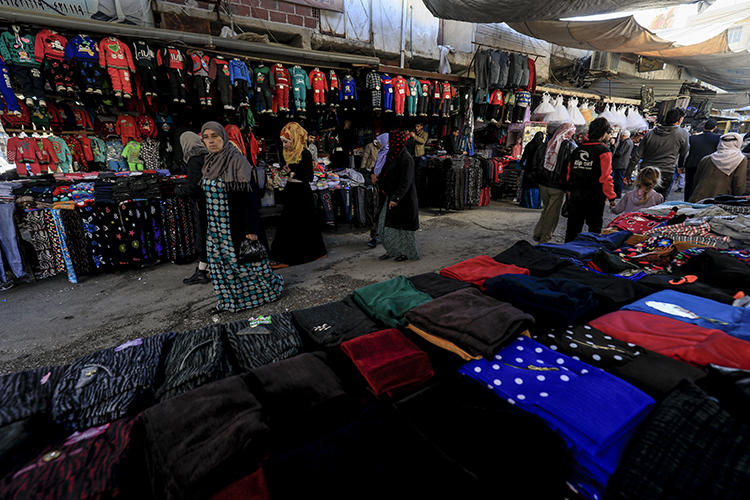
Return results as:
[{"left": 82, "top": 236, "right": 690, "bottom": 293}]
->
[{"left": 203, "top": 178, "right": 284, "bottom": 311}]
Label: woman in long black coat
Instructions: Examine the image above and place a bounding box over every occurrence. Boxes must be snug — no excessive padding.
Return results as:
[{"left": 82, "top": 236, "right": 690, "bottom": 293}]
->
[{"left": 378, "top": 130, "right": 419, "bottom": 261}]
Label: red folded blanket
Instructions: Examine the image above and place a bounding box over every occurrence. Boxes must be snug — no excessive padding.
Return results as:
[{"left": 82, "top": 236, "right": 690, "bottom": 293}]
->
[
  {"left": 589, "top": 311, "right": 750, "bottom": 370},
  {"left": 340, "top": 329, "right": 434, "bottom": 396},
  {"left": 440, "top": 255, "right": 530, "bottom": 289}
]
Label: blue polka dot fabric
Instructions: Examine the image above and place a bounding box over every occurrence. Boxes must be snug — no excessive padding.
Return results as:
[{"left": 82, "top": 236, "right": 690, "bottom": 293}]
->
[{"left": 459, "top": 336, "right": 655, "bottom": 499}]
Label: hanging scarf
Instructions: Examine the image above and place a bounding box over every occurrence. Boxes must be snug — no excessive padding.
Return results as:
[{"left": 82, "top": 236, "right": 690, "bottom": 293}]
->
[
  {"left": 180, "top": 131, "right": 207, "bottom": 163},
  {"left": 373, "top": 132, "right": 389, "bottom": 174},
  {"left": 225, "top": 124, "right": 247, "bottom": 156},
  {"left": 200, "top": 121, "right": 253, "bottom": 191},
  {"left": 386, "top": 130, "right": 408, "bottom": 166},
  {"left": 710, "top": 133, "right": 745, "bottom": 175},
  {"left": 280, "top": 122, "right": 308, "bottom": 165},
  {"left": 544, "top": 122, "right": 576, "bottom": 172}
]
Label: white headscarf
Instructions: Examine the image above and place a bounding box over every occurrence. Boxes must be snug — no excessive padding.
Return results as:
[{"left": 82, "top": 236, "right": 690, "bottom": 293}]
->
[
  {"left": 710, "top": 133, "right": 745, "bottom": 175},
  {"left": 544, "top": 123, "right": 576, "bottom": 172}
]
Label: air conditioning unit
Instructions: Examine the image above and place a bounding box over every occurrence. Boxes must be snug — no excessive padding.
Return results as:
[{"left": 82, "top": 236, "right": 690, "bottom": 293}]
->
[{"left": 590, "top": 51, "right": 620, "bottom": 74}]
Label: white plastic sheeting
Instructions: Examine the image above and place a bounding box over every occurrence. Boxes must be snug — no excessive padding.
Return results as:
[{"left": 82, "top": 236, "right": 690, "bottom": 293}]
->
[{"left": 420, "top": 0, "right": 701, "bottom": 23}]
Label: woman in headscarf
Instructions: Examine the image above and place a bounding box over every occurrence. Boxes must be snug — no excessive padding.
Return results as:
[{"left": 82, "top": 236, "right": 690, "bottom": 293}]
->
[
  {"left": 200, "top": 121, "right": 283, "bottom": 312},
  {"left": 533, "top": 122, "right": 577, "bottom": 243},
  {"left": 270, "top": 122, "right": 327, "bottom": 268},
  {"left": 377, "top": 129, "right": 419, "bottom": 261},
  {"left": 690, "top": 133, "right": 747, "bottom": 202},
  {"left": 180, "top": 131, "right": 211, "bottom": 285},
  {"left": 519, "top": 131, "right": 546, "bottom": 209},
  {"left": 367, "top": 133, "right": 390, "bottom": 248}
]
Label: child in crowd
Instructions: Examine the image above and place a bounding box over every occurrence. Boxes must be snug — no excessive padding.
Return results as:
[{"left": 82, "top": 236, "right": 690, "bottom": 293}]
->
[{"left": 611, "top": 166, "right": 664, "bottom": 214}]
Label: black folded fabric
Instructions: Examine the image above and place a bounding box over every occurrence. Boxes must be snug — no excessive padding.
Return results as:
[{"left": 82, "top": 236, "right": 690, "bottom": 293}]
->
[
  {"left": 493, "top": 240, "right": 568, "bottom": 276},
  {"left": 606, "top": 381, "right": 750, "bottom": 500},
  {"left": 530, "top": 325, "right": 705, "bottom": 400},
  {"left": 0, "top": 365, "right": 63, "bottom": 426},
  {"left": 589, "top": 249, "right": 641, "bottom": 274},
  {"left": 53, "top": 332, "right": 172, "bottom": 431},
  {"left": 224, "top": 313, "right": 304, "bottom": 372},
  {"left": 0, "top": 415, "right": 64, "bottom": 480},
  {"left": 291, "top": 296, "right": 380, "bottom": 349},
  {"left": 407, "top": 272, "right": 473, "bottom": 298},
  {"left": 405, "top": 288, "right": 534, "bottom": 359},
  {"left": 396, "top": 375, "right": 571, "bottom": 498},
  {"left": 636, "top": 273, "right": 735, "bottom": 304},
  {"left": 155, "top": 325, "right": 232, "bottom": 403},
  {"left": 143, "top": 375, "right": 270, "bottom": 500},
  {"left": 483, "top": 274, "right": 598, "bottom": 327},
  {"left": 677, "top": 249, "right": 750, "bottom": 295},
  {"left": 697, "top": 364, "right": 750, "bottom": 421}
]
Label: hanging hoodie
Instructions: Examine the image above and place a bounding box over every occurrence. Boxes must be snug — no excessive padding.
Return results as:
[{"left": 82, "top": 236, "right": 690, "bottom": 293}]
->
[
  {"left": 0, "top": 30, "right": 38, "bottom": 67},
  {"left": 64, "top": 35, "right": 98, "bottom": 62}
]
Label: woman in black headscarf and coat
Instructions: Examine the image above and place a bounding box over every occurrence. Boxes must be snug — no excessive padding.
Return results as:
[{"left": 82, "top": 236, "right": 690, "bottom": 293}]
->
[{"left": 519, "top": 131, "right": 546, "bottom": 208}]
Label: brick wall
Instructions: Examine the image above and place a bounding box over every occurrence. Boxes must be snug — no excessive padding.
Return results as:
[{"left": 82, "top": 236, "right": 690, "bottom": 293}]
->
[{"left": 232, "top": 0, "right": 319, "bottom": 29}]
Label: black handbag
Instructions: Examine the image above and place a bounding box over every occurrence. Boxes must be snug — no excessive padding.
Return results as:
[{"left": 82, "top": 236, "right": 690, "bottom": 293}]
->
[{"left": 238, "top": 239, "right": 267, "bottom": 264}]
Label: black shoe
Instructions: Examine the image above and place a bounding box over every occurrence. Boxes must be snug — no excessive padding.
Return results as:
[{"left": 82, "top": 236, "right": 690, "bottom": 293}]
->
[
  {"left": 378, "top": 254, "right": 391, "bottom": 260},
  {"left": 367, "top": 238, "right": 378, "bottom": 248},
  {"left": 0, "top": 281, "right": 13, "bottom": 291},
  {"left": 183, "top": 268, "right": 210, "bottom": 285},
  {"left": 17, "top": 273, "right": 34, "bottom": 284},
  {"left": 395, "top": 255, "right": 409, "bottom": 262}
]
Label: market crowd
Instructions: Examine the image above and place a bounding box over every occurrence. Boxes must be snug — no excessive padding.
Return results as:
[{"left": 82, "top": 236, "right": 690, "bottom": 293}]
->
[{"left": 520, "top": 107, "right": 750, "bottom": 244}]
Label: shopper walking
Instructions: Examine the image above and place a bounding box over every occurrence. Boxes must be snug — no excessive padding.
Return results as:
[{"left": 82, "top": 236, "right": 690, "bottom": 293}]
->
[
  {"left": 533, "top": 122, "right": 575, "bottom": 243},
  {"left": 683, "top": 119, "right": 721, "bottom": 201},
  {"left": 519, "top": 131, "right": 546, "bottom": 209},
  {"left": 367, "top": 132, "right": 389, "bottom": 248},
  {"left": 689, "top": 133, "right": 747, "bottom": 202},
  {"left": 611, "top": 130, "right": 633, "bottom": 198},
  {"left": 611, "top": 166, "right": 663, "bottom": 214},
  {"left": 200, "top": 121, "right": 283, "bottom": 312},
  {"left": 180, "top": 131, "right": 210, "bottom": 285},
  {"left": 378, "top": 130, "right": 419, "bottom": 261},
  {"left": 271, "top": 122, "right": 327, "bottom": 267},
  {"left": 564, "top": 118, "right": 617, "bottom": 242},
  {"left": 631, "top": 108, "right": 689, "bottom": 199}
]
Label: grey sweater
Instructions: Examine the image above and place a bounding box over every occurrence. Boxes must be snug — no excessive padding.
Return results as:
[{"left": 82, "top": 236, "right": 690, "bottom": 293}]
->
[{"left": 634, "top": 125, "right": 690, "bottom": 174}]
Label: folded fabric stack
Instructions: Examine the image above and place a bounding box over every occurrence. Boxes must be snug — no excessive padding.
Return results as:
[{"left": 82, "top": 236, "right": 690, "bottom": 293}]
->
[
  {"left": 352, "top": 276, "right": 432, "bottom": 328},
  {"left": 439, "top": 254, "right": 529, "bottom": 289}
]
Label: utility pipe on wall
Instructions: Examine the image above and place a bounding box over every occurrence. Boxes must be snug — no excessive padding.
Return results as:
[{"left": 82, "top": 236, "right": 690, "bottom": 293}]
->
[{"left": 400, "top": 0, "right": 407, "bottom": 68}]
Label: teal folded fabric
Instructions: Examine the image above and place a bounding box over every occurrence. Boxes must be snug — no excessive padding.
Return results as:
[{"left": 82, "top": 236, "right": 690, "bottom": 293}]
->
[{"left": 353, "top": 276, "right": 432, "bottom": 328}]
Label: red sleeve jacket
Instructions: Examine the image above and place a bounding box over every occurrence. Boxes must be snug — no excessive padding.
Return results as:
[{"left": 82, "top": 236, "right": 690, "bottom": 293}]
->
[
  {"left": 115, "top": 115, "right": 140, "bottom": 145},
  {"left": 98, "top": 37, "right": 135, "bottom": 72},
  {"left": 77, "top": 136, "right": 95, "bottom": 162},
  {"left": 34, "top": 29, "right": 68, "bottom": 62},
  {"left": 7, "top": 137, "right": 58, "bottom": 175},
  {"left": 309, "top": 69, "right": 328, "bottom": 92},
  {"left": 156, "top": 47, "right": 185, "bottom": 70},
  {"left": 136, "top": 115, "right": 157, "bottom": 138}
]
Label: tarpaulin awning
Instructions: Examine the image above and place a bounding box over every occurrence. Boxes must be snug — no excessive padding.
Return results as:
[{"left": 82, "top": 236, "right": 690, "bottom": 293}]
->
[{"left": 421, "top": 0, "right": 700, "bottom": 23}]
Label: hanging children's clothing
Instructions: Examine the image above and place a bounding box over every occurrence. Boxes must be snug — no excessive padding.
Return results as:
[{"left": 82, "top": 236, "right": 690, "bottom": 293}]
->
[
  {"left": 0, "top": 29, "right": 44, "bottom": 104},
  {"left": 98, "top": 37, "right": 135, "bottom": 97},
  {"left": 89, "top": 136, "right": 107, "bottom": 165},
  {"left": 156, "top": 47, "right": 187, "bottom": 103},
  {"left": 253, "top": 64, "right": 272, "bottom": 113},
  {"left": 440, "top": 81, "right": 455, "bottom": 117},
  {"left": 365, "top": 71, "right": 382, "bottom": 110},
  {"left": 229, "top": 59, "right": 252, "bottom": 108},
  {"left": 64, "top": 34, "right": 101, "bottom": 95},
  {"left": 417, "top": 79, "right": 431, "bottom": 116},
  {"left": 122, "top": 140, "right": 143, "bottom": 171},
  {"left": 105, "top": 138, "right": 126, "bottom": 171},
  {"left": 328, "top": 70, "right": 340, "bottom": 107},
  {"left": 136, "top": 115, "right": 157, "bottom": 139},
  {"left": 309, "top": 68, "right": 328, "bottom": 106},
  {"left": 487, "top": 89, "right": 504, "bottom": 122},
  {"left": 133, "top": 41, "right": 157, "bottom": 97},
  {"left": 116, "top": 114, "right": 139, "bottom": 145},
  {"left": 392, "top": 76, "right": 409, "bottom": 116},
  {"left": 0, "top": 59, "right": 19, "bottom": 113},
  {"left": 48, "top": 135, "right": 72, "bottom": 173},
  {"left": 271, "top": 63, "right": 290, "bottom": 113},
  {"left": 406, "top": 77, "right": 419, "bottom": 116},
  {"left": 34, "top": 29, "right": 72, "bottom": 93},
  {"left": 209, "top": 56, "right": 233, "bottom": 110},
  {"left": 139, "top": 138, "right": 161, "bottom": 170},
  {"left": 189, "top": 51, "right": 212, "bottom": 107},
  {"left": 340, "top": 74, "right": 357, "bottom": 111},
  {"left": 431, "top": 80, "right": 444, "bottom": 116},
  {"left": 380, "top": 74, "right": 393, "bottom": 112},
  {"left": 289, "top": 66, "right": 310, "bottom": 112}
]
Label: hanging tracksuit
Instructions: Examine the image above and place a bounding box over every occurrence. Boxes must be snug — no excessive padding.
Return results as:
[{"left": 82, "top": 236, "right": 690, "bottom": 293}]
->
[
  {"left": 64, "top": 34, "right": 101, "bottom": 94},
  {"left": 0, "top": 30, "right": 44, "bottom": 103},
  {"left": 116, "top": 114, "right": 139, "bottom": 145},
  {"left": 430, "top": 81, "right": 443, "bottom": 116},
  {"left": 365, "top": 71, "right": 381, "bottom": 110},
  {"left": 189, "top": 51, "right": 212, "bottom": 107},
  {"left": 99, "top": 37, "right": 135, "bottom": 96},
  {"left": 0, "top": 59, "right": 19, "bottom": 113},
  {"left": 209, "top": 57, "right": 233, "bottom": 109},
  {"left": 133, "top": 41, "right": 157, "bottom": 97},
  {"left": 34, "top": 29, "right": 72, "bottom": 93},
  {"left": 253, "top": 65, "right": 272, "bottom": 113},
  {"left": 48, "top": 136, "right": 72, "bottom": 173},
  {"left": 340, "top": 74, "right": 357, "bottom": 111},
  {"left": 392, "top": 76, "right": 409, "bottom": 115},
  {"left": 229, "top": 59, "right": 252, "bottom": 108},
  {"left": 7, "top": 136, "right": 58, "bottom": 175},
  {"left": 289, "top": 66, "right": 310, "bottom": 112},
  {"left": 565, "top": 141, "right": 617, "bottom": 241},
  {"left": 122, "top": 140, "right": 143, "bottom": 171},
  {"left": 137, "top": 115, "right": 157, "bottom": 138},
  {"left": 105, "top": 138, "right": 125, "bottom": 171},
  {"left": 309, "top": 69, "right": 328, "bottom": 106},
  {"left": 487, "top": 89, "right": 503, "bottom": 122},
  {"left": 440, "top": 81, "right": 455, "bottom": 117},
  {"left": 328, "top": 70, "right": 340, "bottom": 107},
  {"left": 380, "top": 74, "right": 393, "bottom": 112},
  {"left": 417, "top": 80, "right": 431, "bottom": 116},
  {"left": 156, "top": 47, "right": 187, "bottom": 103},
  {"left": 406, "top": 77, "right": 419, "bottom": 116},
  {"left": 89, "top": 136, "right": 107, "bottom": 165},
  {"left": 271, "top": 64, "right": 290, "bottom": 113}
]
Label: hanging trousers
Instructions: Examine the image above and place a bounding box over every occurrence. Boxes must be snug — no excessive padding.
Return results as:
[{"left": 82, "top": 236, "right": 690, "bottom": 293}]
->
[{"left": 0, "top": 203, "right": 26, "bottom": 282}]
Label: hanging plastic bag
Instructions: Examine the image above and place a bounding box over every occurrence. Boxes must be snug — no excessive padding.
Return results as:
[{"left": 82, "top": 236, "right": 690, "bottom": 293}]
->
[{"left": 567, "top": 97, "right": 586, "bottom": 126}]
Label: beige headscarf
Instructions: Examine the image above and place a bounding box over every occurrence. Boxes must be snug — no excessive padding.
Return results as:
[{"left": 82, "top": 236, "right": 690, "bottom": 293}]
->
[
  {"left": 710, "top": 133, "right": 745, "bottom": 175},
  {"left": 280, "top": 122, "right": 308, "bottom": 165}
]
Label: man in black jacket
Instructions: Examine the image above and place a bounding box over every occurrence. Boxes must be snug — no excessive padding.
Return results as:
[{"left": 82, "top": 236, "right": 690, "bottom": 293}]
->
[
  {"left": 612, "top": 129, "right": 633, "bottom": 198},
  {"left": 683, "top": 119, "right": 720, "bottom": 201}
]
